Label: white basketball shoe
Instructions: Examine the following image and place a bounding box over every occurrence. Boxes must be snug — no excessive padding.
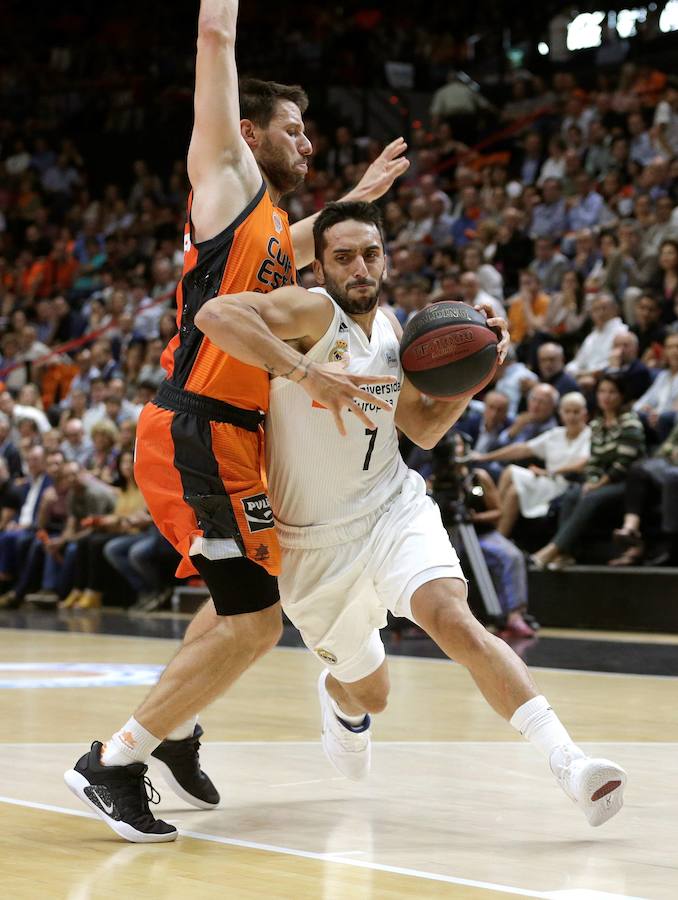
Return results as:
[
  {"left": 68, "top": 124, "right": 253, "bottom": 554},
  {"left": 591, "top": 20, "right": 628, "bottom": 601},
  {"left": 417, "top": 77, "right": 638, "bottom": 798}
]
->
[
  {"left": 317, "top": 670, "right": 371, "bottom": 780},
  {"left": 552, "top": 747, "right": 627, "bottom": 827}
]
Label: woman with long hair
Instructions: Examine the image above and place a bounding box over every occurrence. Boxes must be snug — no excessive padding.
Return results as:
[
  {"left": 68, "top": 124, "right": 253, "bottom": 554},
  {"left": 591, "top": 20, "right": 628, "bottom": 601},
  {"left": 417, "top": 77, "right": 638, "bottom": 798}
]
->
[{"left": 530, "top": 373, "right": 646, "bottom": 570}]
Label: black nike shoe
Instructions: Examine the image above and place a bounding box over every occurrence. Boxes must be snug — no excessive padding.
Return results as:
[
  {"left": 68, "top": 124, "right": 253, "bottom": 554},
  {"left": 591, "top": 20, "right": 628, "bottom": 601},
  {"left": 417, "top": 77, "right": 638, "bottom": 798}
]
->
[
  {"left": 151, "top": 724, "right": 220, "bottom": 809},
  {"left": 64, "top": 742, "right": 178, "bottom": 843}
]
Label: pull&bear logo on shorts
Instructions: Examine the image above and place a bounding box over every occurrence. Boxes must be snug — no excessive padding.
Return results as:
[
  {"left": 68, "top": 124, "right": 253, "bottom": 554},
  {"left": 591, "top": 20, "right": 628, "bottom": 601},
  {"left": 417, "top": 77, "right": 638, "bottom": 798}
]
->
[{"left": 241, "top": 493, "right": 275, "bottom": 532}]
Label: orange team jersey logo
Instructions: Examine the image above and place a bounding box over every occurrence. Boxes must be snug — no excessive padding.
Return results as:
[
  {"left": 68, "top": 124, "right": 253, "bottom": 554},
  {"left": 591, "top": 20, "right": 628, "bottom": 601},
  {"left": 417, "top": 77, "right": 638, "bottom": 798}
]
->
[{"left": 160, "top": 182, "right": 296, "bottom": 412}]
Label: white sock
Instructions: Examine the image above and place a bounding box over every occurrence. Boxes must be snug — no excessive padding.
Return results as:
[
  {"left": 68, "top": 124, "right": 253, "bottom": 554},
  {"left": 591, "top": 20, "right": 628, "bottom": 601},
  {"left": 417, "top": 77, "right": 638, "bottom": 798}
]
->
[
  {"left": 330, "top": 696, "right": 367, "bottom": 727},
  {"left": 166, "top": 716, "right": 198, "bottom": 741},
  {"left": 100, "top": 717, "right": 162, "bottom": 767},
  {"left": 510, "top": 695, "right": 584, "bottom": 775}
]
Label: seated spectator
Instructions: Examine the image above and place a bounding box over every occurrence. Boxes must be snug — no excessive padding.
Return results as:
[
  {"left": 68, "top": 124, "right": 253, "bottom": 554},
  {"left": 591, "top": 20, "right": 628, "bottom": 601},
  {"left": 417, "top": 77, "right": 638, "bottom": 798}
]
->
[
  {"left": 0, "top": 389, "right": 51, "bottom": 435},
  {"left": 0, "top": 445, "right": 50, "bottom": 606},
  {"left": 84, "top": 419, "right": 120, "bottom": 484},
  {"left": 630, "top": 293, "right": 666, "bottom": 365},
  {"left": 496, "top": 382, "right": 559, "bottom": 451},
  {"left": 459, "top": 271, "right": 505, "bottom": 319},
  {"left": 566, "top": 172, "right": 605, "bottom": 232},
  {"left": 565, "top": 293, "right": 628, "bottom": 391},
  {"left": 530, "top": 179, "right": 568, "bottom": 242},
  {"left": 507, "top": 270, "right": 550, "bottom": 358},
  {"left": 531, "top": 374, "right": 646, "bottom": 569},
  {"left": 60, "top": 417, "right": 93, "bottom": 467},
  {"left": 493, "top": 207, "right": 534, "bottom": 296},
  {"left": 534, "top": 343, "right": 579, "bottom": 397},
  {"left": 641, "top": 238, "right": 678, "bottom": 324},
  {"left": 605, "top": 331, "right": 653, "bottom": 401},
  {"left": 473, "top": 391, "right": 513, "bottom": 454},
  {"left": 473, "top": 392, "right": 590, "bottom": 537},
  {"left": 459, "top": 242, "right": 504, "bottom": 301},
  {"left": 0, "top": 457, "right": 23, "bottom": 529},
  {"left": 0, "top": 411, "right": 23, "bottom": 479},
  {"left": 64, "top": 451, "right": 147, "bottom": 609},
  {"left": 528, "top": 236, "right": 570, "bottom": 295},
  {"left": 105, "top": 523, "right": 179, "bottom": 613},
  {"left": 633, "top": 328, "right": 678, "bottom": 443},
  {"left": 608, "top": 422, "right": 678, "bottom": 566},
  {"left": 493, "top": 345, "right": 539, "bottom": 417},
  {"left": 570, "top": 228, "right": 602, "bottom": 280},
  {"left": 541, "top": 270, "right": 589, "bottom": 351}
]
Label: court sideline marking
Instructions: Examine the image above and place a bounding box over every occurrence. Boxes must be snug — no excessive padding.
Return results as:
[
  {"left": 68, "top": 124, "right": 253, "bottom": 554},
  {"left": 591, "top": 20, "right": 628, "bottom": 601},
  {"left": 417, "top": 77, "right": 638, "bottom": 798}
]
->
[{"left": 0, "top": 791, "right": 645, "bottom": 900}]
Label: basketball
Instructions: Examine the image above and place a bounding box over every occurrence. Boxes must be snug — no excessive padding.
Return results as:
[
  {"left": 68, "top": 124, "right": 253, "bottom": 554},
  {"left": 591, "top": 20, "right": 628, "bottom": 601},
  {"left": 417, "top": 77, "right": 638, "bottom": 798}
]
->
[{"left": 399, "top": 301, "right": 499, "bottom": 399}]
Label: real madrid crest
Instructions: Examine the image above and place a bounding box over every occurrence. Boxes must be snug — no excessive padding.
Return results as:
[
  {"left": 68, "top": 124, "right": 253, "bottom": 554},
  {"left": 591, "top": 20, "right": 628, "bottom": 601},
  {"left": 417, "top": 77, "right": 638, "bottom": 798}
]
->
[
  {"left": 316, "top": 647, "right": 338, "bottom": 665},
  {"left": 328, "top": 339, "right": 349, "bottom": 362}
]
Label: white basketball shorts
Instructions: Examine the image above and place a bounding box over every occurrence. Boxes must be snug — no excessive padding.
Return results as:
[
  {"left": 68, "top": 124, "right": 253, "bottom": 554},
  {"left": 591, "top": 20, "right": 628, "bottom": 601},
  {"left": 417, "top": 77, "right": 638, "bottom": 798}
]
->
[{"left": 276, "top": 469, "right": 466, "bottom": 683}]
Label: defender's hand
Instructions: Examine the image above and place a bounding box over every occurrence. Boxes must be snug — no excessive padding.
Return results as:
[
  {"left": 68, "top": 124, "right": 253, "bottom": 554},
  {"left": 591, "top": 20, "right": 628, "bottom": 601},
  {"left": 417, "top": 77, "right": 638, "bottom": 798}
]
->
[
  {"left": 294, "top": 361, "right": 397, "bottom": 435},
  {"left": 349, "top": 138, "right": 410, "bottom": 202}
]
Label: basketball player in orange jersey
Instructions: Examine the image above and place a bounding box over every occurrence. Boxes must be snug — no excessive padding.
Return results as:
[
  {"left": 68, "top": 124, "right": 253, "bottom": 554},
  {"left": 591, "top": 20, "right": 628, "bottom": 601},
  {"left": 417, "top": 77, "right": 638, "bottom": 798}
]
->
[{"left": 64, "top": 0, "right": 408, "bottom": 843}]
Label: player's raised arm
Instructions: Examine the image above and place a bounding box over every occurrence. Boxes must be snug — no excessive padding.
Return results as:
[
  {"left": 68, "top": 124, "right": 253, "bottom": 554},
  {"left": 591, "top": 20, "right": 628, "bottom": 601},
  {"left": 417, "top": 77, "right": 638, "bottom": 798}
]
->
[
  {"left": 187, "top": 0, "right": 261, "bottom": 241},
  {"left": 290, "top": 138, "right": 410, "bottom": 268},
  {"left": 194, "top": 289, "right": 397, "bottom": 435}
]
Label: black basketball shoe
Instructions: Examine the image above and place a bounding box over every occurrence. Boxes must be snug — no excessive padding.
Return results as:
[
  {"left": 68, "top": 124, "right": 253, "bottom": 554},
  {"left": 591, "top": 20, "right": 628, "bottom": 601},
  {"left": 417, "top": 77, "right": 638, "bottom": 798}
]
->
[
  {"left": 151, "top": 724, "right": 220, "bottom": 809},
  {"left": 64, "top": 742, "right": 178, "bottom": 843}
]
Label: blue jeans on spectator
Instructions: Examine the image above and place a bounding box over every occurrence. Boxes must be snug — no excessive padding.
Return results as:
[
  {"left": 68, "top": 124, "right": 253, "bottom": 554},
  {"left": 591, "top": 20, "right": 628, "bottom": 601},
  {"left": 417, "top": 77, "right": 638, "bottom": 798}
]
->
[
  {"left": 103, "top": 534, "right": 149, "bottom": 594},
  {"left": 43, "top": 541, "right": 78, "bottom": 597},
  {"left": 0, "top": 528, "right": 34, "bottom": 579},
  {"left": 478, "top": 530, "right": 527, "bottom": 614}
]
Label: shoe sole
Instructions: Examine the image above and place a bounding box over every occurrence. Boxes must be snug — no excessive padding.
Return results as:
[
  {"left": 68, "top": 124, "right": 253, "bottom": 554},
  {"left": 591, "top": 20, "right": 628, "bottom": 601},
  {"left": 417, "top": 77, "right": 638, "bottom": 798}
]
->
[
  {"left": 151, "top": 758, "right": 220, "bottom": 810},
  {"left": 317, "top": 671, "right": 370, "bottom": 781},
  {"left": 577, "top": 761, "right": 627, "bottom": 827},
  {"left": 63, "top": 769, "right": 178, "bottom": 843}
]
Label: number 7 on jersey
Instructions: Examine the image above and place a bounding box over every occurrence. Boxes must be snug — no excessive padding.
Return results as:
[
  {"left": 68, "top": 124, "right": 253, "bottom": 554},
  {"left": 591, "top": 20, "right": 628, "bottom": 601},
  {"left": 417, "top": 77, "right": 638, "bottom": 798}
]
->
[{"left": 363, "top": 428, "right": 378, "bottom": 471}]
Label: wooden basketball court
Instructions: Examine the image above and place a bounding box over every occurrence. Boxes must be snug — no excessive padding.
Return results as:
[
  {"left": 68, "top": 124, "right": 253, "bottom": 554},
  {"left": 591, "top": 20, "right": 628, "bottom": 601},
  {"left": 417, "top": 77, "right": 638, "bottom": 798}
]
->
[{"left": 1, "top": 620, "right": 677, "bottom": 899}]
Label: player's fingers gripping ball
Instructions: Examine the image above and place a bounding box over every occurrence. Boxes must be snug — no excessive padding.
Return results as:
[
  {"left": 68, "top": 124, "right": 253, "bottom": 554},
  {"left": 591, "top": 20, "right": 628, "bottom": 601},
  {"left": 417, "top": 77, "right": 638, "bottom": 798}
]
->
[{"left": 400, "top": 301, "right": 500, "bottom": 399}]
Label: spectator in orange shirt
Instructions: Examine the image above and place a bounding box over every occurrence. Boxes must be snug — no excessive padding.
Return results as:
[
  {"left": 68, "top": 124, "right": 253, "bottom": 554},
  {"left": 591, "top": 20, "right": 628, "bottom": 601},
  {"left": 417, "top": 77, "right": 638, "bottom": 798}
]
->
[{"left": 507, "top": 270, "right": 550, "bottom": 362}]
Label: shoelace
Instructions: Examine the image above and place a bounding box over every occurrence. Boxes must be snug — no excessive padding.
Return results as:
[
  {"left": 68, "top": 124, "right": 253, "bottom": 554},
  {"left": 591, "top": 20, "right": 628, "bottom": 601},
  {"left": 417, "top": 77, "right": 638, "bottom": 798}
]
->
[{"left": 143, "top": 775, "right": 161, "bottom": 807}]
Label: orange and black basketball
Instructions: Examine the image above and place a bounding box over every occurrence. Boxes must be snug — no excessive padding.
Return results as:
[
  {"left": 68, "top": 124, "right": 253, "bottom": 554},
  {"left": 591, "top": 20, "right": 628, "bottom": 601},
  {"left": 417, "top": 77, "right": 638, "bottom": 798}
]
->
[{"left": 400, "top": 301, "right": 499, "bottom": 399}]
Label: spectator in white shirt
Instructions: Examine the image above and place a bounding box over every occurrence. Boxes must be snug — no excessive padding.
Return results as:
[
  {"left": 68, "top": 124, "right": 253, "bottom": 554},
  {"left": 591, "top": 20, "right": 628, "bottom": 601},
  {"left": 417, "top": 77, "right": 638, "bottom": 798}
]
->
[
  {"left": 0, "top": 390, "right": 51, "bottom": 436},
  {"left": 566, "top": 293, "right": 628, "bottom": 391},
  {"left": 633, "top": 329, "right": 678, "bottom": 443},
  {"left": 459, "top": 272, "right": 506, "bottom": 319}
]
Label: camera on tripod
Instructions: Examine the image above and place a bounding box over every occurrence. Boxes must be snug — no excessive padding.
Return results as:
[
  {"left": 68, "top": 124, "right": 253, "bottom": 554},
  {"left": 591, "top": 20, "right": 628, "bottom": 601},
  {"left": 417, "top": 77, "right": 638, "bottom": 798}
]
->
[{"left": 430, "top": 431, "right": 474, "bottom": 528}]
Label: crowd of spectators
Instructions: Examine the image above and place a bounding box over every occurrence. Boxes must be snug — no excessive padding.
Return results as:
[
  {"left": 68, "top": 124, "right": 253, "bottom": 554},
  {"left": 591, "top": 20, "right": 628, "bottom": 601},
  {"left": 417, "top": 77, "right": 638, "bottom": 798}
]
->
[{"left": 1, "top": 42, "right": 678, "bottom": 633}]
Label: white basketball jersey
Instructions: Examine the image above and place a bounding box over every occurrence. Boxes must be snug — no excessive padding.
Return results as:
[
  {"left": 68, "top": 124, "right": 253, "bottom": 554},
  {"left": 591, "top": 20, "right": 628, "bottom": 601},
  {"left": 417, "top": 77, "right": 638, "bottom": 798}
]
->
[{"left": 266, "top": 288, "right": 407, "bottom": 528}]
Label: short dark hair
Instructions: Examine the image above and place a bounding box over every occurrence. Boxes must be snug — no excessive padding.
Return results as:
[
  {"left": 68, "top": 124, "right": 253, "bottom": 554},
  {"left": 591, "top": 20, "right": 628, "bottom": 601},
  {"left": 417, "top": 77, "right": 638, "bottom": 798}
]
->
[
  {"left": 313, "top": 201, "right": 385, "bottom": 260},
  {"left": 239, "top": 78, "right": 308, "bottom": 128}
]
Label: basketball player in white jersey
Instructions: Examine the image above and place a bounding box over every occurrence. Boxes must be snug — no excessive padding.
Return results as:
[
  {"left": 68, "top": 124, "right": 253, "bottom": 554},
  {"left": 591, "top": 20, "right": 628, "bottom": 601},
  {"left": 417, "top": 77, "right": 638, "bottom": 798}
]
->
[{"left": 194, "top": 201, "right": 627, "bottom": 827}]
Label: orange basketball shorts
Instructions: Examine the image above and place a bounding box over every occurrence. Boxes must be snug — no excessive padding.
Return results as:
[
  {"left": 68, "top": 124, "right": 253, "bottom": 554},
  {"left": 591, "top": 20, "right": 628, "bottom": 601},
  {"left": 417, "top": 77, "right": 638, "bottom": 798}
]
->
[{"left": 134, "top": 400, "right": 280, "bottom": 579}]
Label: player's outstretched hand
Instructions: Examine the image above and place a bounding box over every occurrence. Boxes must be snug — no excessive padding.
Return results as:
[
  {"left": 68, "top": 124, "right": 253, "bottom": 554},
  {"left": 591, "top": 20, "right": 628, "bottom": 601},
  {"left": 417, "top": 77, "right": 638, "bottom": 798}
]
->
[
  {"left": 296, "top": 362, "right": 397, "bottom": 435},
  {"left": 472, "top": 304, "right": 510, "bottom": 364},
  {"left": 351, "top": 137, "right": 410, "bottom": 203}
]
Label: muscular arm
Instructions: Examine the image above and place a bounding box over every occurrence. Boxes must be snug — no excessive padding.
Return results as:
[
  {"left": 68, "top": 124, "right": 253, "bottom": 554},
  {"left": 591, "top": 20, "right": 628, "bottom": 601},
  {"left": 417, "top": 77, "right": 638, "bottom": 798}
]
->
[
  {"left": 194, "top": 288, "right": 397, "bottom": 434},
  {"left": 395, "top": 378, "right": 470, "bottom": 450},
  {"left": 290, "top": 138, "right": 410, "bottom": 268},
  {"left": 187, "top": 0, "right": 262, "bottom": 242},
  {"left": 194, "top": 286, "right": 334, "bottom": 379}
]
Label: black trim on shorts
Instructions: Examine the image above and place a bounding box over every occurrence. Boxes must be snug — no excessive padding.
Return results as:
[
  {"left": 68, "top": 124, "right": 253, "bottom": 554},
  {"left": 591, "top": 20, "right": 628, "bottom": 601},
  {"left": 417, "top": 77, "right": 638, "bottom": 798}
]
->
[
  {"left": 191, "top": 554, "right": 279, "bottom": 616},
  {"left": 155, "top": 381, "right": 264, "bottom": 431},
  {"left": 170, "top": 410, "right": 245, "bottom": 554}
]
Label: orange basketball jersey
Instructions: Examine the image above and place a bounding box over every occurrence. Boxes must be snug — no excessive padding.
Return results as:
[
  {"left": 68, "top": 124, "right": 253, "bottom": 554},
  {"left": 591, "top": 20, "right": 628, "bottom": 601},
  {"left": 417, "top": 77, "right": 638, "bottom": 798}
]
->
[{"left": 161, "top": 181, "right": 296, "bottom": 410}]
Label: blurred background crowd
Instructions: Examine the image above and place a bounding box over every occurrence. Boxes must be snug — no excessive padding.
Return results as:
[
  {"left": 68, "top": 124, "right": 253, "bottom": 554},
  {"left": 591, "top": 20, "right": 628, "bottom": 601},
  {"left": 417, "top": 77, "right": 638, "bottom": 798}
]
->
[{"left": 1, "top": 2, "right": 678, "bottom": 637}]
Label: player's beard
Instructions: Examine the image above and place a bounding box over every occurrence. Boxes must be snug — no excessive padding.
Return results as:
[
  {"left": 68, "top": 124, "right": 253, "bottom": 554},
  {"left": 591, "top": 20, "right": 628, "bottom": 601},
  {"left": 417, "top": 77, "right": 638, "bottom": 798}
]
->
[
  {"left": 323, "top": 271, "right": 382, "bottom": 316},
  {"left": 256, "top": 135, "right": 305, "bottom": 196}
]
